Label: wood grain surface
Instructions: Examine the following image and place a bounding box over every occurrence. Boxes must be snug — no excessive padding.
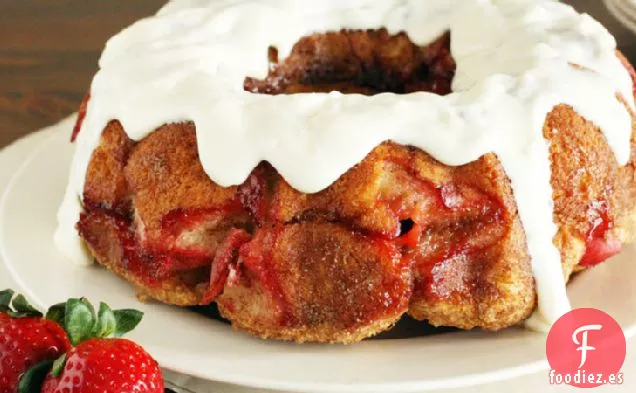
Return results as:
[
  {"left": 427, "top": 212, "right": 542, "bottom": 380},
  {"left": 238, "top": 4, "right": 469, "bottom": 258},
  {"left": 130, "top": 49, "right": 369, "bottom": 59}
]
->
[{"left": 1, "top": 0, "right": 634, "bottom": 148}]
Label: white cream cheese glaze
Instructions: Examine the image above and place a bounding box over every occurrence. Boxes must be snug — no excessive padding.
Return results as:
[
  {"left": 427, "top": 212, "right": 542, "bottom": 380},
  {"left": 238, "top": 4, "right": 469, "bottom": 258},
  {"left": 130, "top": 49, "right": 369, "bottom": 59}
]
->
[{"left": 55, "top": 0, "right": 635, "bottom": 331}]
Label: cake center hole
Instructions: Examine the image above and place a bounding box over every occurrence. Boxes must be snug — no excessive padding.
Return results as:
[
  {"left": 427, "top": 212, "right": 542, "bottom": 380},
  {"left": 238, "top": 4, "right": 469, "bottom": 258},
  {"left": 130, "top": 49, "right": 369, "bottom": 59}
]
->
[{"left": 244, "top": 29, "right": 455, "bottom": 96}]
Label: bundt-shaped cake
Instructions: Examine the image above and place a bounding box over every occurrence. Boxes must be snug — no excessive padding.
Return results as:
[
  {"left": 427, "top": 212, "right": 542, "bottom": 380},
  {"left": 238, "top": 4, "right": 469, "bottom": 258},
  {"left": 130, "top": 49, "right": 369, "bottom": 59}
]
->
[{"left": 56, "top": 0, "right": 636, "bottom": 343}]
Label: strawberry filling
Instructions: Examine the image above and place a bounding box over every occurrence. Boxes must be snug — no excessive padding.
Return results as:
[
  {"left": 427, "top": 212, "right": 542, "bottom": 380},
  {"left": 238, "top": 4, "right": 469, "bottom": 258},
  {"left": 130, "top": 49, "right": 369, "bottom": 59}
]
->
[
  {"left": 580, "top": 237, "right": 622, "bottom": 267},
  {"left": 370, "top": 237, "right": 412, "bottom": 321},
  {"left": 238, "top": 165, "right": 271, "bottom": 225},
  {"left": 71, "top": 93, "right": 90, "bottom": 142},
  {"left": 160, "top": 204, "right": 242, "bottom": 237},
  {"left": 78, "top": 209, "right": 210, "bottom": 285},
  {"left": 235, "top": 227, "right": 295, "bottom": 326},
  {"left": 580, "top": 201, "right": 621, "bottom": 267},
  {"left": 150, "top": 204, "right": 245, "bottom": 267},
  {"left": 201, "top": 228, "right": 252, "bottom": 304},
  {"left": 104, "top": 211, "right": 174, "bottom": 283},
  {"left": 386, "top": 176, "right": 505, "bottom": 300}
]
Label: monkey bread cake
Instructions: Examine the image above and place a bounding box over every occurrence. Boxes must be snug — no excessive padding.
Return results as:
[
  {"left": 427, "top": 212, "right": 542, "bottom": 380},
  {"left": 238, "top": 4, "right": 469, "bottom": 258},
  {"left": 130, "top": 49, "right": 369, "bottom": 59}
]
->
[{"left": 56, "top": 0, "right": 636, "bottom": 343}]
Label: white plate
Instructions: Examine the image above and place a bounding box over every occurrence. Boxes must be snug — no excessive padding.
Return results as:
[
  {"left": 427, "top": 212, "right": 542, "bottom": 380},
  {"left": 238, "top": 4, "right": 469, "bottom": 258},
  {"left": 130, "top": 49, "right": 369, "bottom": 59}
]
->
[{"left": 1, "top": 126, "right": 635, "bottom": 393}]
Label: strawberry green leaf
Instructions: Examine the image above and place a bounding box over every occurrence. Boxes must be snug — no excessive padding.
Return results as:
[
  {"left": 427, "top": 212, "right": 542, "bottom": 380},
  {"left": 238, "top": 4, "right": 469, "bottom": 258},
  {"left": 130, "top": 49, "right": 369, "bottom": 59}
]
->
[
  {"left": 113, "top": 309, "right": 144, "bottom": 337},
  {"left": 50, "top": 298, "right": 143, "bottom": 343},
  {"left": 45, "top": 302, "right": 66, "bottom": 326},
  {"left": 0, "top": 289, "right": 14, "bottom": 308},
  {"left": 94, "top": 302, "right": 117, "bottom": 338},
  {"left": 51, "top": 353, "right": 67, "bottom": 377},
  {"left": 11, "top": 294, "right": 43, "bottom": 318},
  {"left": 81, "top": 297, "right": 96, "bottom": 317},
  {"left": 65, "top": 298, "right": 96, "bottom": 345},
  {"left": 18, "top": 359, "right": 53, "bottom": 393}
]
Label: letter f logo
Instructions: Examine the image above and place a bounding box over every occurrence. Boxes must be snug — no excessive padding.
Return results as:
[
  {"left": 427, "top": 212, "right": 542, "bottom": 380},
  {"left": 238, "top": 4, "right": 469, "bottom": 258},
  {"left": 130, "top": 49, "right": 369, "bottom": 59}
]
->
[{"left": 572, "top": 324, "right": 603, "bottom": 369}]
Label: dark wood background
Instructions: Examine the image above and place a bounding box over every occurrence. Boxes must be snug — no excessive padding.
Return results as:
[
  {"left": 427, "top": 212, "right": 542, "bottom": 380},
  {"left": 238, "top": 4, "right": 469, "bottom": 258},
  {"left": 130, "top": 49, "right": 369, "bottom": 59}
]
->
[{"left": 1, "top": 0, "right": 634, "bottom": 148}]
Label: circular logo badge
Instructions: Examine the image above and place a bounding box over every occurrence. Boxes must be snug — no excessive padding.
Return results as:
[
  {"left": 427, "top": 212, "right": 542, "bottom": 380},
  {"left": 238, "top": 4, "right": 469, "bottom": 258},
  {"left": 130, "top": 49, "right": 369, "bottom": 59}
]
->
[{"left": 546, "top": 308, "right": 626, "bottom": 388}]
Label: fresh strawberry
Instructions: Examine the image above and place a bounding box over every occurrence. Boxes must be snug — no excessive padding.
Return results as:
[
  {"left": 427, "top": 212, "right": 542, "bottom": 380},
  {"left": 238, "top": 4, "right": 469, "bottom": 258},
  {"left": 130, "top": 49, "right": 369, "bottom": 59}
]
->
[
  {"left": 1, "top": 290, "right": 151, "bottom": 393},
  {"left": 0, "top": 317, "right": 70, "bottom": 393},
  {"left": 0, "top": 290, "right": 71, "bottom": 393},
  {"left": 41, "top": 338, "right": 163, "bottom": 393}
]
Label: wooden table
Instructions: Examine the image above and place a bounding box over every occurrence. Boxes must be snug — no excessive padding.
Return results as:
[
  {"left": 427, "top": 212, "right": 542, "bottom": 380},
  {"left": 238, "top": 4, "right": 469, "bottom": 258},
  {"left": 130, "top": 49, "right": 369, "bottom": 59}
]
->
[{"left": 0, "top": 0, "right": 634, "bottom": 147}]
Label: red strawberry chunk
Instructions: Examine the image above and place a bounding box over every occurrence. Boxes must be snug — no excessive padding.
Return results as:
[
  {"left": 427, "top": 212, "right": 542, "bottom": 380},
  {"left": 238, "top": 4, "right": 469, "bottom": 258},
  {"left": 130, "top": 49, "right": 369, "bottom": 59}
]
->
[
  {"left": 580, "top": 201, "right": 622, "bottom": 267},
  {"left": 201, "top": 228, "right": 252, "bottom": 305},
  {"left": 580, "top": 237, "right": 622, "bottom": 267}
]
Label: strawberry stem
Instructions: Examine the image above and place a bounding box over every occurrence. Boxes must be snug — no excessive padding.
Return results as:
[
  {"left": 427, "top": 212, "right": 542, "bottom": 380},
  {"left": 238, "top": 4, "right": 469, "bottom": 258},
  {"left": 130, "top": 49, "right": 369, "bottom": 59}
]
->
[
  {"left": 12, "top": 295, "right": 43, "bottom": 317},
  {"left": 51, "top": 353, "right": 67, "bottom": 377},
  {"left": 47, "top": 296, "right": 143, "bottom": 344},
  {"left": 45, "top": 302, "right": 66, "bottom": 326},
  {"left": 0, "top": 289, "right": 14, "bottom": 308},
  {"left": 113, "top": 309, "right": 144, "bottom": 337},
  {"left": 17, "top": 360, "right": 53, "bottom": 393},
  {"left": 0, "top": 289, "right": 42, "bottom": 318},
  {"left": 65, "top": 298, "right": 96, "bottom": 345},
  {"left": 95, "top": 302, "right": 117, "bottom": 337},
  {"left": 2, "top": 288, "right": 144, "bottom": 343}
]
